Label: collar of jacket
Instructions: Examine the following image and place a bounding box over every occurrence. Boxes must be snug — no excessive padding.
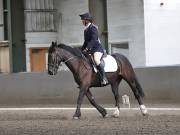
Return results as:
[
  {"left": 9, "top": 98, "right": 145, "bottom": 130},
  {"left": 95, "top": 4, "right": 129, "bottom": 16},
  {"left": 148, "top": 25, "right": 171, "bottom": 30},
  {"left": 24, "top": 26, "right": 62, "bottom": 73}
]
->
[{"left": 84, "top": 22, "right": 91, "bottom": 30}]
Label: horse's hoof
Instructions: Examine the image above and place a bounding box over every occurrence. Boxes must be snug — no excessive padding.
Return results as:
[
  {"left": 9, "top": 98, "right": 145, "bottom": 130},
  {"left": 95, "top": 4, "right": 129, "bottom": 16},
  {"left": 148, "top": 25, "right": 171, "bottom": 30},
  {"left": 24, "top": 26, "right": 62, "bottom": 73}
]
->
[
  {"left": 73, "top": 116, "right": 80, "bottom": 120},
  {"left": 112, "top": 114, "right": 119, "bottom": 118},
  {"left": 101, "top": 109, "right": 108, "bottom": 118},
  {"left": 103, "top": 113, "right": 109, "bottom": 118},
  {"left": 140, "top": 105, "right": 148, "bottom": 116},
  {"left": 142, "top": 109, "right": 148, "bottom": 116},
  {"left": 143, "top": 113, "right": 149, "bottom": 116},
  {"left": 142, "top": 111, "right": 149, "bottom": 116},
  {"left": 112, "top": 107, "right": 120, "bottom": 118}
]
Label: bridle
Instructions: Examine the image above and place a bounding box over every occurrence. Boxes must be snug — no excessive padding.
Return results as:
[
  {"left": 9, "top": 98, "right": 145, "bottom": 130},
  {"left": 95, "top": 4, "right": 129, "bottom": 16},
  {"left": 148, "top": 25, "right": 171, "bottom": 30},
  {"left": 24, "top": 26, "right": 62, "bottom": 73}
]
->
[
  {"left": 48, "top": 52, "right": 61, "bottom": 72},
  {"left": 48, "top": 53, "right": 78, "bottom": 71},
  {"left": 48, "top": 48, "right": 90, "bottom": 72}
]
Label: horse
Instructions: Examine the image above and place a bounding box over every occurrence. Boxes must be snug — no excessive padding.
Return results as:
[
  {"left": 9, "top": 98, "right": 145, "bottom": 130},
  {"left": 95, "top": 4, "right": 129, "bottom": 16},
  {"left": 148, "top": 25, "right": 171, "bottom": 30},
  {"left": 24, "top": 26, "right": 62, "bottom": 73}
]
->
[{"left": 48, "top": 42, "right": 148, "bottom": 119}]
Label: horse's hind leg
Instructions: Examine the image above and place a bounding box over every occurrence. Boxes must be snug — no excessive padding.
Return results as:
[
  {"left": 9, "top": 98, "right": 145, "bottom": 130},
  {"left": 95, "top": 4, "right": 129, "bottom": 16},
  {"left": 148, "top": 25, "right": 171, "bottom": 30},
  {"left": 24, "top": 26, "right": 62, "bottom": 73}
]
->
[
  {"left": 126, "top": 79, "right": 148, "bottom": 116},
  {"left": 86, "top": 89, "right": 108, "bottom": 117},
  {"left": 110, "top": 78, "right": 122, "bottom": 117}
]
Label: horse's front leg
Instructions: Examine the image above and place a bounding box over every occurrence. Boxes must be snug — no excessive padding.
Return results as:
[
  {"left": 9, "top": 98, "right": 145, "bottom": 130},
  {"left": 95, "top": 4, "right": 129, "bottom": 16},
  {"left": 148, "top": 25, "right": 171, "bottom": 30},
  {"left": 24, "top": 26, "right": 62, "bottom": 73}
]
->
[
  {"left": 73, "top": 86, "right": 88, "bottom": 119},
  {"left": 86, "top": 89, "right": 108, "bottom": 117}
]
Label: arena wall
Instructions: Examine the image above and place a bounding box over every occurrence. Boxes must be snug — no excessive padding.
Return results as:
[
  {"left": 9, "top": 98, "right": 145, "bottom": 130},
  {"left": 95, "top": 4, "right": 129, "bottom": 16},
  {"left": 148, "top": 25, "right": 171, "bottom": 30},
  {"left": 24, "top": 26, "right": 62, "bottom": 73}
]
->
[{"left": 0, "top": 66, "right": 180, "bottom": 106}]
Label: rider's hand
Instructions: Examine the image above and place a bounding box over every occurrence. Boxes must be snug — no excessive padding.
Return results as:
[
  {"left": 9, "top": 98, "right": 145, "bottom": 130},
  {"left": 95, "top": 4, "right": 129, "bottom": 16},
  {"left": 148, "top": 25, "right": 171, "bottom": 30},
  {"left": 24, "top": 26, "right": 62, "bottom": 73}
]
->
[{"left": 83, "top": 48, "right": 88, "bottom": 53}]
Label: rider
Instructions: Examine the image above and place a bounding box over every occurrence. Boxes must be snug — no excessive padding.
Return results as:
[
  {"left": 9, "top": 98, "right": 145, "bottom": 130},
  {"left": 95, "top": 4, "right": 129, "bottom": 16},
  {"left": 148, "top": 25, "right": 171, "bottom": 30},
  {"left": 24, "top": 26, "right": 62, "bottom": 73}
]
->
[{"left": 79, "top": 12, "right": 108, "bottom": 85}]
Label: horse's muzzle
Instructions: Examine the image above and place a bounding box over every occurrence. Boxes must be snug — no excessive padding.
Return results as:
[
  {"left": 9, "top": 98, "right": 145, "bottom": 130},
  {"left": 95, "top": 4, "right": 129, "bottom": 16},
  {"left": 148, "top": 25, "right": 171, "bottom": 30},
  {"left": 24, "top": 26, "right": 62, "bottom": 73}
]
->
[{"left": 48, "top": 70, "right": 54, "bottom": 75}]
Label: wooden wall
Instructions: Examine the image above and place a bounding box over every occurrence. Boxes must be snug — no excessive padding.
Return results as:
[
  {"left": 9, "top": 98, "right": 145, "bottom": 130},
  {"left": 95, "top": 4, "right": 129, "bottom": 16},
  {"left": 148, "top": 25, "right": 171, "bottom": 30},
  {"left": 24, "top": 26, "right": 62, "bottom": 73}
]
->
[{"left": 0, "top": 44, "right": 10, "bottom": 73}]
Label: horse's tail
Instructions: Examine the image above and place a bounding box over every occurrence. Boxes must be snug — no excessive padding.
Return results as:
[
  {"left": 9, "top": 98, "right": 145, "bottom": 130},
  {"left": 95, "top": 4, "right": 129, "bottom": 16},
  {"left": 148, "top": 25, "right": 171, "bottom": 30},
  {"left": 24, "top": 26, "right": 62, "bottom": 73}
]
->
[{"left": 134, "top": 75, "right": 145, "bottom": 98}]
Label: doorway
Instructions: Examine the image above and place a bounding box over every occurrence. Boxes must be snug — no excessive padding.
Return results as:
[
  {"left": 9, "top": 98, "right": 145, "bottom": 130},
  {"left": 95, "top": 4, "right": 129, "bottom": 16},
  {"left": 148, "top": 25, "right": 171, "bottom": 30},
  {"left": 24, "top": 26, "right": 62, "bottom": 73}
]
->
[{"left": 30, "top": 48, "right": 48, "bottom": 72}]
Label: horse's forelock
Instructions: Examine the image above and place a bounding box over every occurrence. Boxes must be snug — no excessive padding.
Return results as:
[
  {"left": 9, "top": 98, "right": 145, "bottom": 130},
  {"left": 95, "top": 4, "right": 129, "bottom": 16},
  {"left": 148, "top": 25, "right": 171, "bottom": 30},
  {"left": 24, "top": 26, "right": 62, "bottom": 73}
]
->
[
  {"left": 48, "top": 45, "right": 54, "bottom": 53},
  {"left": 48, "top": 42, "right": 58, "bottom": 53}
]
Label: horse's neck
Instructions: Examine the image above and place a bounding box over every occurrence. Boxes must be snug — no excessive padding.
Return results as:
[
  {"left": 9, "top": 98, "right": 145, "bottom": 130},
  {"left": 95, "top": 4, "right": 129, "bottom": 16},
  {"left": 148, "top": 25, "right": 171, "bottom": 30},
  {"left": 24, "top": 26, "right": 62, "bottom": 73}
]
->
[{"left": 62, "top": 50, "right": 80, "bottom": 73}]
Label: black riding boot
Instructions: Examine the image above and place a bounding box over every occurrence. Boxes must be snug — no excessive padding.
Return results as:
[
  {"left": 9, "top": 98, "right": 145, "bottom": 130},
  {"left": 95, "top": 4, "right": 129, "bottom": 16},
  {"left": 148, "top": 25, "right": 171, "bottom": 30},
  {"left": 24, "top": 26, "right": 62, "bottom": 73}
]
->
[{"left": 96, "top": 63, "right": 108, "bottom": 85}]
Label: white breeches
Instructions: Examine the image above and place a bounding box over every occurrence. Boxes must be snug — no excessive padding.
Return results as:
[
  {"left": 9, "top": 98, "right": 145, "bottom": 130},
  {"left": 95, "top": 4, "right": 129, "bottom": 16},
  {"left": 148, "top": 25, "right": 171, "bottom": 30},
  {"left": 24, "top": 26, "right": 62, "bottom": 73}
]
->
[{"left": 93, "top": 52, "right": 103, "bottom": 65}]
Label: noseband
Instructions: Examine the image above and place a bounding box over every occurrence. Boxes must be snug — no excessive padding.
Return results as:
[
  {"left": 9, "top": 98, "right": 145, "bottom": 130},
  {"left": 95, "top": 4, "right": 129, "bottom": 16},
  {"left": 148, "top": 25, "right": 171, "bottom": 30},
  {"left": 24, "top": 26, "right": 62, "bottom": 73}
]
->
[{"left": 48, "top": 63, "right": 59, "bottom": 69}]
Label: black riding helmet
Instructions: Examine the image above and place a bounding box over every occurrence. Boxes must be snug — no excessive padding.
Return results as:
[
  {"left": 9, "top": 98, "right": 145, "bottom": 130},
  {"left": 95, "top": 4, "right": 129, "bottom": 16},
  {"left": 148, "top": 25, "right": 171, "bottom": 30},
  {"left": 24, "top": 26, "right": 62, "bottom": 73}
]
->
[{"left": 79, "top": 12, "right": 93, "bottom": 21}]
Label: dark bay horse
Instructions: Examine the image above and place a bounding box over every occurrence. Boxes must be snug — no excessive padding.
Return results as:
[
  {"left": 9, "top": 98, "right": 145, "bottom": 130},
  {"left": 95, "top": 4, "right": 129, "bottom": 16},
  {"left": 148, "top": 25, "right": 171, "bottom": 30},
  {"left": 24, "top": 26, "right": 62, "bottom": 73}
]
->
[{"left": 48, "top": 42, "right": 148, "bottom": 119}]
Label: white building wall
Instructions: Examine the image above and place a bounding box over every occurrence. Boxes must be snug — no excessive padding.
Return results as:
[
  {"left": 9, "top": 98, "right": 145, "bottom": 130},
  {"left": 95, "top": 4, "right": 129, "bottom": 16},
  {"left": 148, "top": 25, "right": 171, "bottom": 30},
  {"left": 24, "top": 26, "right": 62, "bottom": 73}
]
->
[
  {"left": 144, "top": 0, "right": 180, "bottom": 66},
  {"left": 55, "top": 0, "right": 88, "bottom": 45},
  {"left": 107, "top": 0, "right": 145, "bottom": 67}
]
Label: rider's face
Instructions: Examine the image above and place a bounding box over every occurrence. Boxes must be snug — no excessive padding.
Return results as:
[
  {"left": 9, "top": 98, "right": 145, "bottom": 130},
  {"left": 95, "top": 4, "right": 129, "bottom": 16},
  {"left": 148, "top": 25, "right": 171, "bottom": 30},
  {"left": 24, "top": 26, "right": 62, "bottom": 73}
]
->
[
  {"left": 82, "top": 20, "right": 86, "bottom": 26},
  {"left": 81, "top": 20, "right": 89, "bottom": 26}
]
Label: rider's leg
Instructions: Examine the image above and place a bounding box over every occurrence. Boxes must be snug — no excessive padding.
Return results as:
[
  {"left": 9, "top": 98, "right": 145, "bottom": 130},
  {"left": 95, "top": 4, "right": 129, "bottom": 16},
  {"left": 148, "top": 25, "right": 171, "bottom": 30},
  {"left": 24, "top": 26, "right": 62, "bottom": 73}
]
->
[
  {"left": 93, "top": 52, "right": 102, "bottom": 65},
  {"left": 94, "top": 52, "right": 108, "bottom": 85}
]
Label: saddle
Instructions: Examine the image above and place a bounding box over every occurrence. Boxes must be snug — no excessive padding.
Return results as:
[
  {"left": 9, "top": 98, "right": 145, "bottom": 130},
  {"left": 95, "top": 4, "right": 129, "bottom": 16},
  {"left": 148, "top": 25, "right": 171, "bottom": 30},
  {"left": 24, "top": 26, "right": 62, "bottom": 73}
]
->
[{"left": 82, "top": 52, "right": 118, "bottom": 73}]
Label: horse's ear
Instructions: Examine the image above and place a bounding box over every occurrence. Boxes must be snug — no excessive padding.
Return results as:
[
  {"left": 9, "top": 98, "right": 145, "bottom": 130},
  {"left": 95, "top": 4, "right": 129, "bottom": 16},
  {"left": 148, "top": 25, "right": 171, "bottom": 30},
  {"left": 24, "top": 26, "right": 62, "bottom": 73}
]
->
[
  {"left": 51, "top": 41, "right": 57, "bottom": 48},
  {"left": 51, "top": 41, "right": 54, "bottom": 46}
]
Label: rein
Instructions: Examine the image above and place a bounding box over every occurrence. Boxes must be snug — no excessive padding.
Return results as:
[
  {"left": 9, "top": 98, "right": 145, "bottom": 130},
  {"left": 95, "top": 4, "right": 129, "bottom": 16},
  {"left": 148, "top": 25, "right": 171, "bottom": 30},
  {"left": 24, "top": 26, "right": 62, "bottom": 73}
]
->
[
  {"left": 63, "top": 56, "right": 78, "bottom": 63},
  {"left": 63, "top": 55, "right": 90, "bottom": 70},
  {"left": 62, "top": 49, "right": 90, "bottom": 70}
]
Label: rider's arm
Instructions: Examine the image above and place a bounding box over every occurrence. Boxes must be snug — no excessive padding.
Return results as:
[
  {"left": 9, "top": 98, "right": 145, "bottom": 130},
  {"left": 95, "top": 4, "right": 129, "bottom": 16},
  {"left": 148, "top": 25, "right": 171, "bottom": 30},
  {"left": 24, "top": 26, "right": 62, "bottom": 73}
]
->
[
  {"left": 81, "top": 41, "right": 87, "bottom": 51},
  {"left": 86, "top": 26, "right": 99, "bottom": 50}
]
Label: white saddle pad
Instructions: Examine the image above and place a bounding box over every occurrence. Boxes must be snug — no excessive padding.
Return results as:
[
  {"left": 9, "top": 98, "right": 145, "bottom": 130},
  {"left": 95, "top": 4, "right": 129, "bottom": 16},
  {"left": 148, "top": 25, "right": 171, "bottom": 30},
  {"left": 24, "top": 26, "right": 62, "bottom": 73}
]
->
[
  {"left": 93, "top": 55, "right": 118, "bottom": 73},
  {"left": 103, "top": 55, "right": 118, "bottom": 72}
]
